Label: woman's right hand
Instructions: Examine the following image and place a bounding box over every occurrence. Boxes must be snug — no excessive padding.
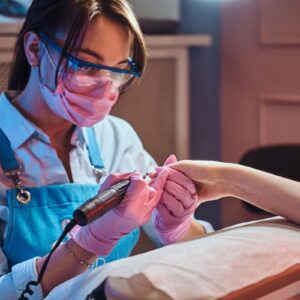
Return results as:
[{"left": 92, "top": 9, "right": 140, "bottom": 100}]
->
[
  {"left": 168, "top": 160, "right": 233, "bottom": 203},
  {"left": 70, "top": 170, "right": 168, "bottom": 256}
]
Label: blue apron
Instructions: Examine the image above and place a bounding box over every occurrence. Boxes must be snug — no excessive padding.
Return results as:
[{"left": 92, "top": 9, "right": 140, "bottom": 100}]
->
[{"left": 0, "top": 127, "right": 139, "bottom": 268}]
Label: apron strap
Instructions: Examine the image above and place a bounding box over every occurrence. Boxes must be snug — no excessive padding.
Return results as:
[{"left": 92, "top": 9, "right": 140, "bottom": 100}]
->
[
  {"left": 0, "top": 128, "right": 21, "bottom": 173},
  {"left": 0, "top": 128, "right": 30, "bottom": 203},
  {"left": 0, "top": 126, "right": 106, "bottom": 183},
  {"left": 86, "top": 127, "right": 106, "bottom": 180}
]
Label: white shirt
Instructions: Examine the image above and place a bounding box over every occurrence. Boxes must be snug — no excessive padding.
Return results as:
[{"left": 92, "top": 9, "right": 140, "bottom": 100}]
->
[
  {"left": 0, "top": 92, "right": 213, "bottom": 299},
  {"left": 0, "top": 92, "right": 158, "bottom": 299}
]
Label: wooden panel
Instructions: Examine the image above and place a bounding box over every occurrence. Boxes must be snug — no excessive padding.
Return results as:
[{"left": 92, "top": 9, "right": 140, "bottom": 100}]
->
[
  {"left": 0, "top": 18, "right": 22, "bottom": 34},
  {"left": 112, "top": 48, "right": 190, "bottom": 165},
  {"left": 145, "top": 34, "right": 212, "bottom": 47},
  {"left": 220, "top": 0, "right": 300, "bottom": 227},
  {"left": 221, "top": 0, "right": 300, "bottom": 164},
  {"left": 112, "top": 57, "right": 177, "bottom": 165},
  {"left": 0, "top": 36, "right": 16, "bottom": 50},
  {"left": 0, "top": 62, "right": 11, "bottom": 90},
  {"left": 260, "top": 0, "right": 300, "bottom": 45},
  {"left": 259, "top": 97, "right": 300, "bottom": 145}
]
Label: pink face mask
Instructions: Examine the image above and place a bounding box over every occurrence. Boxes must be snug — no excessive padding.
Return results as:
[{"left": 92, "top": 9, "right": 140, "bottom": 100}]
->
[{"left": 40, "top": 74, "right": 119, "bottom": 127}]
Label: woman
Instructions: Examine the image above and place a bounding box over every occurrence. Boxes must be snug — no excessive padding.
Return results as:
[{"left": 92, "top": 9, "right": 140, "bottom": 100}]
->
[
  {"left": 169, "top": 160, "right": 300, "bottom": 226},
  {"left": 0, "top": 0, "right": 208, "bottom": 298}
]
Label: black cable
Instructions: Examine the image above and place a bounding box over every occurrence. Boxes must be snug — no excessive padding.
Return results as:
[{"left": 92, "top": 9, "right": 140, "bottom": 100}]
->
[
  {"left": 85, "top": 279, "right": 107, "bottom": 300},
  {"left": 18, "top": 179, "right": 130, "bottom": 299},
  {"left": 19, "top": 219, "right": 78, "bottom": 300}
]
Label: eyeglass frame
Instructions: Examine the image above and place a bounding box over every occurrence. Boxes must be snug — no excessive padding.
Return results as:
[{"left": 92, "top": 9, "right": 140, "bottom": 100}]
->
[{"left": 38, "top": 31, "right": 141, "bottom": 81}]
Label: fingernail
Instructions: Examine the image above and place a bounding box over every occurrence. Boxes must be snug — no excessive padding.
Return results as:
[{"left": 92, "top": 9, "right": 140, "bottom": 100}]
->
[
  {"left": 131, "top": 171, "right": 142, "bottom": 180},
  {"left": 169, "top": 154, "right": 176, "bottom": 160},
  {"left": 155, "top": 166, "right": 164, "bottom": 173},
  {"left": 158, "top": 168, "right": 169, "bottom": 176}
]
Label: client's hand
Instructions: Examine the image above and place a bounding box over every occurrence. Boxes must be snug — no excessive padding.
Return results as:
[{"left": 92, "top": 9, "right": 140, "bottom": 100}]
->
[
  {"left": 151, "top": 155, "right": 199, "bottom": 244},
  {"left": 70, "top": 170, "right": 168, "bottom": 256},
  {"left": 168, "top": 160, "right": 231, "bottom": 202}
]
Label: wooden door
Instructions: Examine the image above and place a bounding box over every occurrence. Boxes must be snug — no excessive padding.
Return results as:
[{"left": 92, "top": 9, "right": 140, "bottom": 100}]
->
[{"left": 220, "top": 0, "right": 300, "bottom": 226}]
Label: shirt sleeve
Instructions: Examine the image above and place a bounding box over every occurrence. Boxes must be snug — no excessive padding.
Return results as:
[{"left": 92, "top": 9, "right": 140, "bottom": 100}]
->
[
  {"left": 196, "top": 219, "right": 215, "bottom": 233},
  {"left": 0, "top": 253, "right": 43, "bottom": 300},
  {"left": 126, "top": 127, "right": 157, "bottom": 174},
  {"left": 101, "top": 117, "right": 157, "bottom": 174}
]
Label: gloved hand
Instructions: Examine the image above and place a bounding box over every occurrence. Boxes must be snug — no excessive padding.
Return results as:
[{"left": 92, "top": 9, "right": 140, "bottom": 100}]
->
[
  {"left": 151, "top": 155, "right": 199, "bottom": 244},
  {"left": 70, "top": 170, "right": 168, "bottom": 256}
]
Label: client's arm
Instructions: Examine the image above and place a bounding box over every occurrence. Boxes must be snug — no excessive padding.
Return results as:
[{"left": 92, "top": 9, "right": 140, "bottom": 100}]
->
[{"left": 169, "top": 160, "right": 300, "bottom": 226}]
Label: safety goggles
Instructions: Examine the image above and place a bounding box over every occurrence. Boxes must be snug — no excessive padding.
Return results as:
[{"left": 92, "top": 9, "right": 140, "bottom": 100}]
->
[{"left": 39, "top": 31, "right": 141, "bottom": 92}]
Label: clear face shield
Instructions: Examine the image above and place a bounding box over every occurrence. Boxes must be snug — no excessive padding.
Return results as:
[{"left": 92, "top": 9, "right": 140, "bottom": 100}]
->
[{"left": 38, "top": 31, "right": 141, "bottom": 95}]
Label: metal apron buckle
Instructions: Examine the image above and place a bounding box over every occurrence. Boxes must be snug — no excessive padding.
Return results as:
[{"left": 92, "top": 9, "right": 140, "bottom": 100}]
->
[
  {"left": 4, "top": 167, "right": 31, "bottom": 204},
  {"left": 92, "top": 167, "right": 107, "bottom": 183}
]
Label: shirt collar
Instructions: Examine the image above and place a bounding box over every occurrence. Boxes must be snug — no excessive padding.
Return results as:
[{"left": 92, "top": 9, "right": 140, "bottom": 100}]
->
[
  {"left": 70, "top": 126, "right": 87, "bottom": 147},
  {"left": 0, "top": 92, "right": 88, "bottom": 149},
  {"left": 0, "top": 92, "right": 38, "bottom": 150}
]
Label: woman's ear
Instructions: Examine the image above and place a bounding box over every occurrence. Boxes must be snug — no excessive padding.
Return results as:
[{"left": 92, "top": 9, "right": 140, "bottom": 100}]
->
[{"left": 23, "top": 31, "right": 41, "bottom": 67}]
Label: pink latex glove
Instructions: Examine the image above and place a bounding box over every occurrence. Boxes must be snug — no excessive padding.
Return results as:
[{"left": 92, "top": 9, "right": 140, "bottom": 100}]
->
[
  {"left": 70, "top": 170, "right": 168, "bottom": 256},
  {"left": 151, "top": 155, "right": 199, "bottom": 244}
]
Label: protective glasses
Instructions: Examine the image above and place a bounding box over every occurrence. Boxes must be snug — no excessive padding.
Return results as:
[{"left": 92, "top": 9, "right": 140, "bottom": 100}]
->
[{"left": 39, "top": 31, "right": 141, "bottom": 92}]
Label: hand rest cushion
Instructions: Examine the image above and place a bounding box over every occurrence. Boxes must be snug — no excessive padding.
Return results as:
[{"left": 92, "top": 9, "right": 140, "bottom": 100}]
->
[{"left": 46, "top": 217, "right": 300, "bottom": 300}]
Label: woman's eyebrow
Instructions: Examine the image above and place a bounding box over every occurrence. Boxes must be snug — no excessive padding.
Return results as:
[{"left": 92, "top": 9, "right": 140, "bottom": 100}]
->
[{"left": 76, "top": 48, "right": 128, "bottom": 65}]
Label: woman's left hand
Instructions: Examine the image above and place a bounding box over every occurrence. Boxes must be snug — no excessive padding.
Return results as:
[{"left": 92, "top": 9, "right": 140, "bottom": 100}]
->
[{"left": 151, "top": 155, "right": 199, "bottom": 244}]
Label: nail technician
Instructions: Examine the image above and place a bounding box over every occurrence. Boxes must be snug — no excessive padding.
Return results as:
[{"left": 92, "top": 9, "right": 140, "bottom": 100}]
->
[{"left": 0, "top": 1, "right": 212, "bottom": 299}]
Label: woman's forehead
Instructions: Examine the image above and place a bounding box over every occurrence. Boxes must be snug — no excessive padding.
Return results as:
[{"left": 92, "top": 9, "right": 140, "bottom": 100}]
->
[
  {"left": 85, "top": 17, "right": 131, "bottom": 52},
  {"left": 56, "top": 15, "right": 132, "bottom": 65}
]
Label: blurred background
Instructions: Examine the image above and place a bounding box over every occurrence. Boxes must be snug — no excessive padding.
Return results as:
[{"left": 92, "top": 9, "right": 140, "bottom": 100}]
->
[{"left": 1, "top": 0, "right": 299, "bottom": 230}]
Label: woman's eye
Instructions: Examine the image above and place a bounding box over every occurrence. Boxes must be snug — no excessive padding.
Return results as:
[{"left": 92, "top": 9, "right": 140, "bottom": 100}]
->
[
  {"left": 79, "top": 65, "right": 92, "bottom": 71},
  {"left": 118, "top": 64, "right": 129, "bottom": 70},
  {"left": 75, "top": 66, "right": 94, "bottom": 74}
]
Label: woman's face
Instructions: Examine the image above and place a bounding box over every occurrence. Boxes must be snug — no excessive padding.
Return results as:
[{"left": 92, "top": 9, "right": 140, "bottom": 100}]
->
[
  {"left": 79, "top": 16, "right": 132, "bottom": 70},
  {"left": 41, "top": 15, "right": 133, "bottom": 93},
  {"left": 34, "top": 15, "right": 134, "bottom": 127}
]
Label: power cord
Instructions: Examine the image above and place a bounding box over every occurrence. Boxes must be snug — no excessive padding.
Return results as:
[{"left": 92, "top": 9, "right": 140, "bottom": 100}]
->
[{"left": 19, "top": 219, "right": 77, "bottom": 300}]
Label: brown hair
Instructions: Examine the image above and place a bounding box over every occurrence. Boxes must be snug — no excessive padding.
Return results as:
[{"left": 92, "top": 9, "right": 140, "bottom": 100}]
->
[{"left": 8, "top": 0, "right": 147, "bottom": 91}]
